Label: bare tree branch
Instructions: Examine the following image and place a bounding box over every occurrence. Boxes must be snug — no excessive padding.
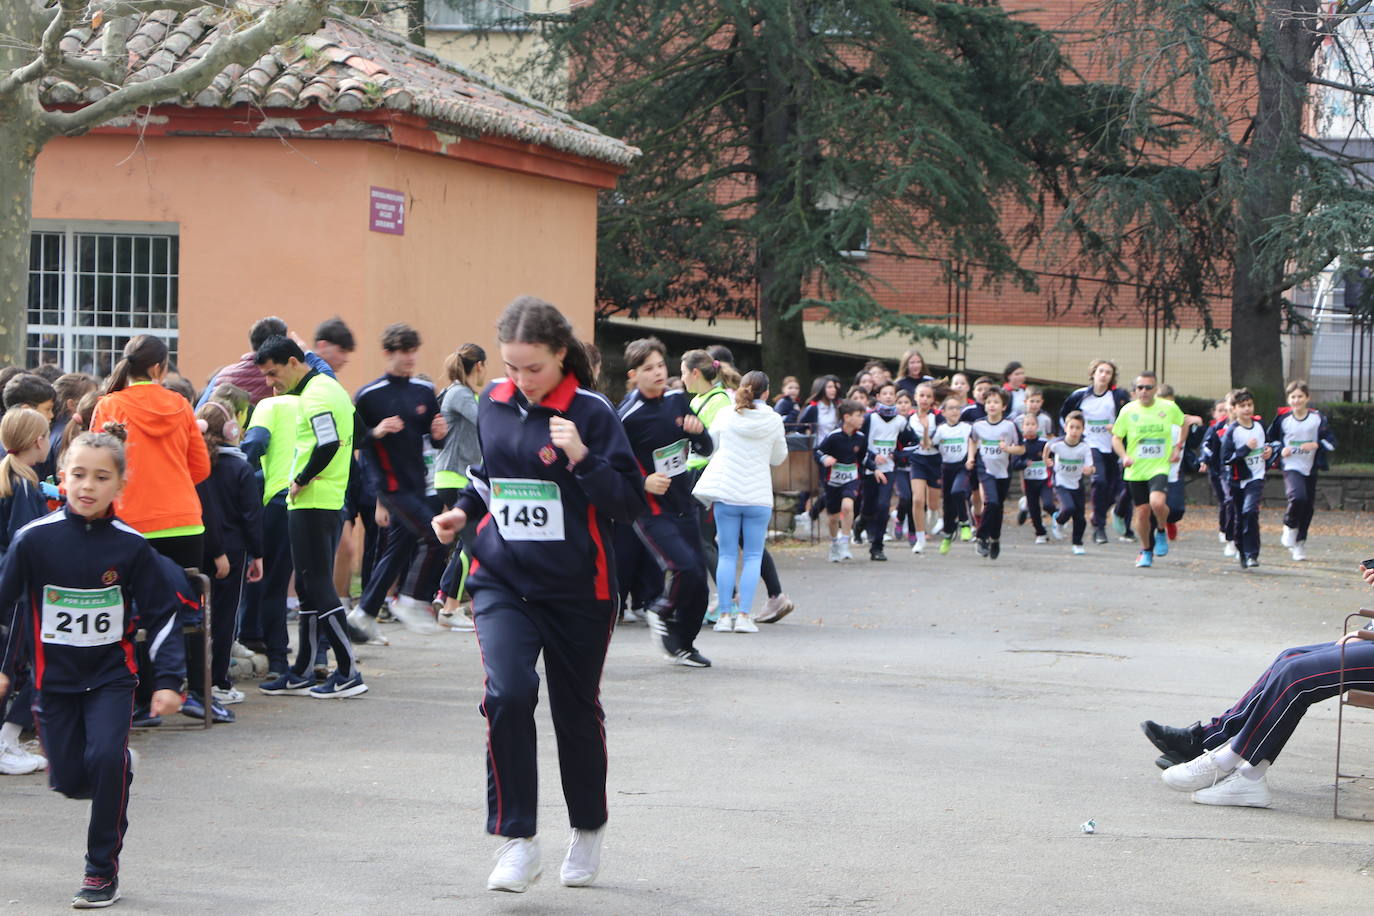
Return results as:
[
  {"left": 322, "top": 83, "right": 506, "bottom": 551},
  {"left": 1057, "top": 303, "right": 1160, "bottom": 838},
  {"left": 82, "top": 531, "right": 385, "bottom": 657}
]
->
[
  {"left": 39, "top": 0, "right": 328, "bottom": 138},
  {"left": 100, "top": 13, "right": 134, "bottom": 81},
  {"left": 0, "top": 1, "right": 76, "bottom": 92}
]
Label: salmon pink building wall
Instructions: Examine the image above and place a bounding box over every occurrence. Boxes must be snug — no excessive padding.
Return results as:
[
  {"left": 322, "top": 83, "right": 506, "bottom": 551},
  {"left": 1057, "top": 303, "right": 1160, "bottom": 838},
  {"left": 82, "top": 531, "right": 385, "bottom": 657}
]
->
[{"left": 31, "top": 131, "right": 600, "bottom": 392}]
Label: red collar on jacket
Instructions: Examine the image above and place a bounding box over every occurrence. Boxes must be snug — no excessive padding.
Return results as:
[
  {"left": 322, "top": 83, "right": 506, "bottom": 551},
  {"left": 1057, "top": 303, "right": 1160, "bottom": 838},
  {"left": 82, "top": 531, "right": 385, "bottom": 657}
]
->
[{"left": 489, "top": 371, "right": 580, "bottom": 413}]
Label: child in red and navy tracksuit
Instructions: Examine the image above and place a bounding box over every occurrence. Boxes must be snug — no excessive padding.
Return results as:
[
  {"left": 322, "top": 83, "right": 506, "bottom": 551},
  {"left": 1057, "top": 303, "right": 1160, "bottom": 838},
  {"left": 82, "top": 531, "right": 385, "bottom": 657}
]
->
[
  {"left": 0, "top": 427, "right": 186, "bottom": 909},
  {"left": 1219, "top": 389, "right": 1270, "bottom": 569},
  {"left": 431, "top": 297, "right": 643, "bottom": 892},
  {"left": 1197, "top": 399, "right": 1233, "bottom": 552},
  {"left": 617, "top": 338, "right": 714, "bottom": 666},
  {"left": 859, "top": 383, "right": 917, "bottom": 561}
]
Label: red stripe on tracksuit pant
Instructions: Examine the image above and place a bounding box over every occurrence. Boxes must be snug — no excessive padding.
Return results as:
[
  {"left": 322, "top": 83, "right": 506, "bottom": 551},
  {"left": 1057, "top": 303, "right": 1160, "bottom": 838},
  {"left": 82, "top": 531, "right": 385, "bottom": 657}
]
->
[
  {"left": 1201, "top": 639, "right": 1374, "bottom": 764},
  {"left": 471, "top": 581, "right": 613, "bottom": 838}
]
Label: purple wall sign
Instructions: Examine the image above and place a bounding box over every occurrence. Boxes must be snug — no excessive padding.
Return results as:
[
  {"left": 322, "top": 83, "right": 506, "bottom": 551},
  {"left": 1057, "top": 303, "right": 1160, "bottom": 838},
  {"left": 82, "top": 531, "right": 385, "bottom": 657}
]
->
[{"left": 369, "top": 187, "right": 405, "bottom": 235}]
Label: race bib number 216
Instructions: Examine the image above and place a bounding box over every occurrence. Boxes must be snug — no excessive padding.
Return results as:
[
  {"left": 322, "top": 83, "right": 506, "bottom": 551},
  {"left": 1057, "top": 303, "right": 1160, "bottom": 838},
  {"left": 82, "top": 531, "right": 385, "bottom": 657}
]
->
[{"left": 41, "top": 585, "right": 123, "bottom": 648}]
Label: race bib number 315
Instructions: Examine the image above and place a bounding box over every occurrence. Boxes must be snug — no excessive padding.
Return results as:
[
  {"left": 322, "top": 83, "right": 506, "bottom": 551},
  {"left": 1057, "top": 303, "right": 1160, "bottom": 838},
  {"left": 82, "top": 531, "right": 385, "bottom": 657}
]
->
[
  {"left": 41, "top": 585, "right": 123, "bottom": 648},
  {"left": 491, "top": 478, "right": 565, "bottom": 542}
]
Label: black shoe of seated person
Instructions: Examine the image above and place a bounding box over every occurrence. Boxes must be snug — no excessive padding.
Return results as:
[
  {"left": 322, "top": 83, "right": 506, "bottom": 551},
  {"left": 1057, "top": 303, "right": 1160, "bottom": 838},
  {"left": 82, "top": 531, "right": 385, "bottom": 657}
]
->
[{"left": 1140, "top": 720, "right": 1205, "bottom": 764}]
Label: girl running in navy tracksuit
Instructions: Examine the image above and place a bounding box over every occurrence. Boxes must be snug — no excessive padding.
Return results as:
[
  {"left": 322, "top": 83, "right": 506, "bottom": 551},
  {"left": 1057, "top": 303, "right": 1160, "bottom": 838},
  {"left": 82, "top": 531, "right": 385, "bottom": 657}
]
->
[
  {"left": 0, "top": 425, "right": 187, "bottom": 909},
  {"left": 431, "top": 296, "right": 643, "bottom": 895}
]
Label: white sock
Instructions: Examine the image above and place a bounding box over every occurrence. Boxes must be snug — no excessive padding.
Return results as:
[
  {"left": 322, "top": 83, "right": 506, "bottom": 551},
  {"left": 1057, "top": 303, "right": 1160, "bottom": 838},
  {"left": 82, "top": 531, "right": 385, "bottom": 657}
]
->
[
  {"left": 1211, "top": 744, "right": 1242, "bottom": 772},
  {"left": 1237, "top": 760, "right": 1269, "bottom": 781},
  {"left": 916, "top": 531, "right": 926, "bottom": 546},
  {"left": 0, "top": 722, "right": 20, "bottom": 747}
]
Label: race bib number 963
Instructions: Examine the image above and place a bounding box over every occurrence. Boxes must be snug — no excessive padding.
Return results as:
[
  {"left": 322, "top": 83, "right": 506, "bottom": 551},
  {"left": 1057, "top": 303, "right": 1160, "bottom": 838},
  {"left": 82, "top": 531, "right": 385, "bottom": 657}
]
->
[
  {"left": 491, "top": 478, "right": 565, "bottom": 542},
  {"left": 41, "top": 585, "right": 123, "bottom": 648}
]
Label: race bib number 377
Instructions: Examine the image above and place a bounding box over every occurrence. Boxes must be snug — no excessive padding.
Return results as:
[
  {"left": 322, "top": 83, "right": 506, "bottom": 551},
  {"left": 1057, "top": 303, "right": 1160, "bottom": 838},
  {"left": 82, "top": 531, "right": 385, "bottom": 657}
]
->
[
  {"left": 41, "top": 585, "right": 123, "bottom": 648},
  {"left": 491, "top": 478, "right": 565, "bottom": 541}
]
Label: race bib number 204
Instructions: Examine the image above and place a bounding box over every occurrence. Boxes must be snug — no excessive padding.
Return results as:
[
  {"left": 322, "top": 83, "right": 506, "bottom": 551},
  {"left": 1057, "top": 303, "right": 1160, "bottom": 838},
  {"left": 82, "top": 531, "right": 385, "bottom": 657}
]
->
[{"left": 41, "top": 585, "right": 124, "bottom": 648}]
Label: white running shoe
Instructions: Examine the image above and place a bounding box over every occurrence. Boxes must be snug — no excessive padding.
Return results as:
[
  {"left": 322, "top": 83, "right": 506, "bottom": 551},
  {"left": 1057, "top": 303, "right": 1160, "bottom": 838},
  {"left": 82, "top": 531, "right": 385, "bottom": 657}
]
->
[
  {"left": 488, "top": 837, "right": 542, "bottom": 892},
  {"left": 838, "top": 536, "right": 854, "bottom": 561},
  {"left": 391, "top": 596, "right": 441, "bottom": 635},
  {"left": 1071, "top": 545, "right": 1086, "bottom": 555},
  {"left": 828, "top": 538, "right": 842, "bottom": 562},
  {"left": 211, "top": 685, "right": 245, "bottom": 705},
  {"left": 1162, "top": 748, "right": 1231, "bottom": 792},
  {"left": 1051, "top": 520, "right": 1064, "bottom": 540},
  {"left": 733, "top": 614, "right": 759, "bottom": 633},
  {"left": 1280, "top": 526, "right": 1296, "bottom": 548},
  {"left": 347, "top": 606, "right": 390, "bottom": 645},
  {"left": 1291, "top": 542, "right": 1307, "bottom": 562},
  {"left": 1218, "top": 530, "right": 1228, "bottom": 544},
  {"left": 911, "top": 538, "right": 924, "bottom": 554},
  {"left": 1222, "top": 541, "right": 1238, "bottom": 558},
  {"left": 560, "top": 827, "right": 604, "bottom": 887},
  {"left": 1191, "top": 770, "right": 1272, "bottom": 808},
  {"left": 230, "top": 641, "right": 255, "bottom": 660},
  {"left": 713, "top": 614, "right": 735, "bottom": 633},
  {"left": 0, "top": 741, "right": 45, "bottom": 775},
  {"left": 793, "top": 513, "right": 812, "bottom": 536},
  {"left": 1035, "top": 535, "right": 1048, "bottom": 544}
]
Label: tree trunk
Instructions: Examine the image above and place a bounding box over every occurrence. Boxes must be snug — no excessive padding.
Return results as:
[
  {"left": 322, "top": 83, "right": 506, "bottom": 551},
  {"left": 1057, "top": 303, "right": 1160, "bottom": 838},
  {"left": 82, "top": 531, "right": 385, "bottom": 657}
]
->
[
  {"left": 1228, "top": 0, "right": 1318, "bottom": 407},
  {"left": 751, "top": 5, "right": 812, "bottom": 385},
  {"left": 407, "top": 0, "right": 426, "bottom": 47},
  {"left": 0, "top": 3, "right": 51, "bottom": 369}
]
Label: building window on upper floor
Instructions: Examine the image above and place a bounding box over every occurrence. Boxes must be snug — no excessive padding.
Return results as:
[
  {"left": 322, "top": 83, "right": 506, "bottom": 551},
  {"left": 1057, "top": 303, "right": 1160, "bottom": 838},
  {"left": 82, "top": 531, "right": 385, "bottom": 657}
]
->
[
  {"left": 817, "top": 189, "right": 871, "bottom": 261},
  {"left": 28, "top": 221, "right": 180, "bottom": 377},
  {"left": 426, "top": 0, "right": 531, "bottom": 31}
]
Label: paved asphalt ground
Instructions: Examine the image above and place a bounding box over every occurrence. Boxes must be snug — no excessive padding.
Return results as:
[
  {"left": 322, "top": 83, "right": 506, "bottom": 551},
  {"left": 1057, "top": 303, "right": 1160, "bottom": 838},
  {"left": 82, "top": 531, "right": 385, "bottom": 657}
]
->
[{"left": 6, "top": 507, "right": 1374, "bottom": 914}]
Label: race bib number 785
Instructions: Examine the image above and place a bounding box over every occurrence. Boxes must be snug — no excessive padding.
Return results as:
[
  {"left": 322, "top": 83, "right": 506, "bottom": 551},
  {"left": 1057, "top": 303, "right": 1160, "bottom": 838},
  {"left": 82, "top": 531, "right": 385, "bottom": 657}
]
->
[{"left": 41, "top": 585, "right": 123, "bottom": 648}]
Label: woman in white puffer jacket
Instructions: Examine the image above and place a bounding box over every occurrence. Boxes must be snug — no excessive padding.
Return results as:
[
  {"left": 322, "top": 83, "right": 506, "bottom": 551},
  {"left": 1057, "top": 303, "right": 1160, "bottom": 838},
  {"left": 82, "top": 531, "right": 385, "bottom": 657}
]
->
[{"left": 693, "top": 370, "right": 787, "bottom": 632}]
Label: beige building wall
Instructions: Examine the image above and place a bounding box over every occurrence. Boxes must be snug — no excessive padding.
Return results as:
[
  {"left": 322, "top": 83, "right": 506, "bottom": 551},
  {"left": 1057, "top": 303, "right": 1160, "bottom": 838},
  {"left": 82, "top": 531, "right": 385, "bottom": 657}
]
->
[
  {"left": 425, "top": 0, "right": 562, "bottom": 98},
  {"left": 32, "top": 132, "right": 600, "bottom": 391},
  {"left": 606, "top": 316, "right": 1234, "bottom": 399}
]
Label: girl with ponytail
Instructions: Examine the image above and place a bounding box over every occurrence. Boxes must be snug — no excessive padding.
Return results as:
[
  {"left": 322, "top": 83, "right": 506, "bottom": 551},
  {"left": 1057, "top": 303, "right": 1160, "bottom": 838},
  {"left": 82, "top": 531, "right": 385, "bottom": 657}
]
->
[{"left": 435, "top": 343, "right": 488, "bottom": 627}]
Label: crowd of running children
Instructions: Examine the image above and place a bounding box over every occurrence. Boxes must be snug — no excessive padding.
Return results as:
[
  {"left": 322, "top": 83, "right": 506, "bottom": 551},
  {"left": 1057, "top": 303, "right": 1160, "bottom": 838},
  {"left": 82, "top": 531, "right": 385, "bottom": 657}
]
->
[
  {"left": 772, "top": 353, "right": 1334, "bottom": 572},
  {"left": 0, "top": 306, "right": 1338, "bottom": 907}
]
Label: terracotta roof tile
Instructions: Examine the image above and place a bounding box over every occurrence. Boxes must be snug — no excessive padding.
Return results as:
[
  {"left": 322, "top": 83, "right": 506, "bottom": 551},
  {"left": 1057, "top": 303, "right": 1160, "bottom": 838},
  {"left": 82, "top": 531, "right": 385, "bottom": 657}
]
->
[{"left": 41, "top": 11, "right": 637, "bottom": 167}]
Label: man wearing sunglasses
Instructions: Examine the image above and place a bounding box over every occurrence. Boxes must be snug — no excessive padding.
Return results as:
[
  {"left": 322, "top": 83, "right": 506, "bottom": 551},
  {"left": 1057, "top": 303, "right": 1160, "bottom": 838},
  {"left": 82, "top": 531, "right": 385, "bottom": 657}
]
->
[{"left": 1111, "top": 372, "right": 1185, "bottom": 568}]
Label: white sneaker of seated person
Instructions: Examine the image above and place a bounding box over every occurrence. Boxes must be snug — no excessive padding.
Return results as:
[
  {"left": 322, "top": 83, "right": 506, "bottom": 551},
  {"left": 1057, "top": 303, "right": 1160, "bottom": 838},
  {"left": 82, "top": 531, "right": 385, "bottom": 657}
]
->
[
  {"left": 1162, "top": 747, "right": 1232, "bottom": 791},
  {"left": 1191, "top": 767, "right": 1273, "bottom": 808},
  {"left": 561, "top": 826, "right": 604, "bottom": 887},
  {"left": 488, "top": 837, "right": 541, "bottom": 892}
]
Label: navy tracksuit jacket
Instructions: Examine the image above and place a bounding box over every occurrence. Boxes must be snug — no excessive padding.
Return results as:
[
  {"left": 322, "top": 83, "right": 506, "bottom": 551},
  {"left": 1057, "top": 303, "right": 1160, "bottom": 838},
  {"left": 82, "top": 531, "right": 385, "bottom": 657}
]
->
[
  {"left": 0, "top": 507, "right": 187, "bottom": 878},
  {"left": 618, "top": 388, "right": 713, "bottom": 651},
  {"left": 454, "top": 372, "right": 644, "bottom": 837}
]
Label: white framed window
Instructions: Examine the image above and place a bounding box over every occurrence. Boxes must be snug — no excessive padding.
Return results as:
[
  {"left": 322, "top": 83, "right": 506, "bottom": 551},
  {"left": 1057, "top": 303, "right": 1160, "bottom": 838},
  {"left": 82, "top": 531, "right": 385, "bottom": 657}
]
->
[
  {"left": 28, "top": 220, "right": 179, "bottom": 377},
  {"left": 426, "top": 0, "right": 530, "bottom": 31},
  {"left": 816, "top": 189, "right": 870, "bottom": 260}
]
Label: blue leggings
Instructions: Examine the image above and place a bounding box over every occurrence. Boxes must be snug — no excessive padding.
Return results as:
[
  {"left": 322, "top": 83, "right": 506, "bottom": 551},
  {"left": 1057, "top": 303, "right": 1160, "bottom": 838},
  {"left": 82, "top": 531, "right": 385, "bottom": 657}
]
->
[{"left": 713, "top": 503, "right": 771, "bottom": 616}]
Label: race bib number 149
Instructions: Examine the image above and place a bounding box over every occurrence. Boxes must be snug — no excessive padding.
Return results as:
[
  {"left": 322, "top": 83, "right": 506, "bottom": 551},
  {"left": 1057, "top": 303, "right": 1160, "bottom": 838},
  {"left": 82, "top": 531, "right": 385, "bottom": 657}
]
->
[
  {"left": 491, "top": 478, "right": 565, "bottom": 542},
  {"left": 41, "top": 585, "right": 123, "bottom": 648}
]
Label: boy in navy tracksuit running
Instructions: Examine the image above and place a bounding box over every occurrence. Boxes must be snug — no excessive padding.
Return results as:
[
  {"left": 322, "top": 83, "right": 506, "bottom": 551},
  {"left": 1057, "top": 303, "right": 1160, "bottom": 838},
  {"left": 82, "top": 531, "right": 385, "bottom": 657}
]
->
[
  {"left": 0, "top": 428, "right": 186, "bottom": 909},
  {"left": 431, "top": 300, "right": 643, "bottom": 892},
  {"left": 860, "top": 383, "right": 917, "bottom": 561},
  {"left": 352, "top": 324, "right": 449, "bottom": 636},
  {"left": 815, "top": 401, "right": 868, "bottom": 562},
  {"left": 1197, "top": 400, "right": 1233, "bottom": 553},
  {"left": 1219, "top": 389, "right": 1271, "bottom": 569},
  {"left": 618, "top": 338, "right": 715, "bottom": 666}
]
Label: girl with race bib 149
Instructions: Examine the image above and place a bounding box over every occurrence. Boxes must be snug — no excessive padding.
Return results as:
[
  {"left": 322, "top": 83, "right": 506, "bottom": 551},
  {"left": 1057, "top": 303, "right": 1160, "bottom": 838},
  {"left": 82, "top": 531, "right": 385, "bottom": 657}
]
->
[{"left": 431, "top": 296, "right": 643, "bottom": 895}]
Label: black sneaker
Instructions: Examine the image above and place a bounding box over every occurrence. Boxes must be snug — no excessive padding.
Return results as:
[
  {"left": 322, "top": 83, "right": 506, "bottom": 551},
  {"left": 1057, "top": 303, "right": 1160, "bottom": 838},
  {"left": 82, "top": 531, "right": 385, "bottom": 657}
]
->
[
  {"left": 869, "top": 549, "right": 887, "bottom": 562},
  {"left": 1017, "top": 508, "right": 1028, "bottom": 526},
  {"left": 73, "top": 875, "right": 118, "bottom": 908},
  {"left": 1140, "top": 720, "right": 1205, "bottom": 763},
  {"left": 975, "top": 538, "right": 990, "bottom": 557},
  {"left": 1246, "top": 555, "right": 1259, "bottom": 569},
  {"left": 673, "top": 648, "right": 711, "bottom": 668},
  {"left": 1092, "top": 527, "right": 1108, "bottom": 545},
  {"left": 989, "top": 539, "right": 1001, "bottom": 560},
  {"left": 130, "top": 705, "right": 161, "bottom": 728}
]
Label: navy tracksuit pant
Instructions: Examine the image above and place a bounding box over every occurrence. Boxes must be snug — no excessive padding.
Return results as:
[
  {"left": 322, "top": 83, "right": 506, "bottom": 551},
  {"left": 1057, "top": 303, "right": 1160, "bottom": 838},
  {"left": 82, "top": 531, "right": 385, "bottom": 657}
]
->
[
  {"left": 635, "top": 512, "right": 708, "bottom": 652},
  {"left": 1023, "top": 479, "right": 1049, "bottom": 536},
  {"left": 36, "top": 685, "right": 135, "bottom": 878},
  {"left": 1202, "top": 640, "right": 1374, "bottom": 765},
  {"left": 862, "top": 475, "right": 896, "bottom": 549},
  {"left": 940, "top": 463, "right": 970, "bottom": 536},
  {"left": 360, "top": 490, "right": 445, "bottom": 614},
  {"left": 1283, "top": 470, "right": 1318, "bottom": 541},
  {"left": 976, "top": 474, "right": 1010, "bottom": 541},
  {"left": 1055, "top": 486, "right": 1087, "bottom": 545},
  {"left": 1234, "top": 480, "right": 1263, "bottom": 558},
  {"left": 472, "top": 582, "right": 613, "bottom": 838},
  {"left": 1090, "top": 450, "right": 1121, "bottom": 529},
  {"left": 1208, "top": 471, "right": 1231, "bottom": 541}
]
